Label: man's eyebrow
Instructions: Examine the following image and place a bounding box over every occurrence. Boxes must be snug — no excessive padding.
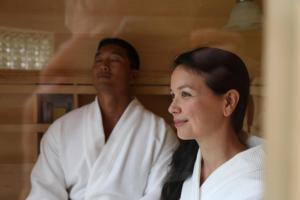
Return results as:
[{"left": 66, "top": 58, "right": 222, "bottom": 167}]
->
[{"left": 111, "top": 51, "right": 126, "bottom": 57}]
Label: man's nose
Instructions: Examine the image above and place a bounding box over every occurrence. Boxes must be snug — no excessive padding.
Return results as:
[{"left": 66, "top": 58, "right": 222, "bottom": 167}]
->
[
  {"left": 101, "top": 64, "right": 110, "bottom": 72},
  {"left": 99, "top": 60, "right": 110, "bottom": 72}
]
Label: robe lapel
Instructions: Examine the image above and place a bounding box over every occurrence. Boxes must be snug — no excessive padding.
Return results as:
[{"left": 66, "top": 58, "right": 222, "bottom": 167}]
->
[
  {"left": 180, "top": 148, "right": 201, "bottom": 200},
  {"left": 82, "top": 98, "right": 105, "bottom": 171},
  {"left": 192, "top": 149, "right": 201, "bottom": 199},
  {"left": 200, "top": 146, "right": 264, "bottom": 199},
  {"left": 181, "top": 138, "right": 264, "bottom": 200},
  {"left": 84, "top": 98, "right": 144, "bottom": 198}
]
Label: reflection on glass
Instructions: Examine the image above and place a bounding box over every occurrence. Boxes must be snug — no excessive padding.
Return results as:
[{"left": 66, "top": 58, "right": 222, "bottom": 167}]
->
[{"left": 0, "top": 27, "right": 54, "bottom": 70}]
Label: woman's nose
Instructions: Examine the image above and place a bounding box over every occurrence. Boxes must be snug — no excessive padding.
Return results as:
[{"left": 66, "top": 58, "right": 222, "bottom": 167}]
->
[{"left": 168, "top": 100, "right": 180, "bottom": 115}]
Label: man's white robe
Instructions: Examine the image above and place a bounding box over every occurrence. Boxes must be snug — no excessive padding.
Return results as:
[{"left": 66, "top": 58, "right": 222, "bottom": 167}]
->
[
  {"left": 180, "top": 141, "right": 265, "bottom": 200},
  {"left": 27, "top": 98, "right": 178, "bottom": 200}
]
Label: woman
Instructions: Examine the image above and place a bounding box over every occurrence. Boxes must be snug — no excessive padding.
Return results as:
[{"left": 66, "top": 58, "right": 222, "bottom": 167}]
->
[{"left": 161, "top": 47, "right": 264, "bottom": 200}]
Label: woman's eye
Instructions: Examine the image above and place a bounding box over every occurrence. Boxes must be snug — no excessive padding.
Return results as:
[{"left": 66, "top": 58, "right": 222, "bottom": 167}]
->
[{"left": 181, "top": 91, "right": 191, "bottom": 97}]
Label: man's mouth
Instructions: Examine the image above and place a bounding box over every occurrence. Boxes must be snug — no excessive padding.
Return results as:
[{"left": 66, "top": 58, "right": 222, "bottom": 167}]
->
[{"left": 96, "top": 72, "right": 111, "bottom": 79}]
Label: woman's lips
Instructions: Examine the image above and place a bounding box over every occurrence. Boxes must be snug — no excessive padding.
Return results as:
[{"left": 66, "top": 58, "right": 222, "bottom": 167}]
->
[{"left": 174, "top": 119, "right": 188, "bottom": 128}]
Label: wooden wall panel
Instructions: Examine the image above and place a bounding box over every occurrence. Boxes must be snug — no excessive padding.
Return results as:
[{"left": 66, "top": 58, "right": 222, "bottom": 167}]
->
[
  {"left": 0, "top": 163, "right": 33, "bottom": 200},
  {"left": 0, "top": 94, "right": 36, "bottom": 124},
  {"left": 0, "top": 131, "right": 37, "bottom": 163},
  {"left": 137, "top": 95, "right": 173, "bottom": 126}
]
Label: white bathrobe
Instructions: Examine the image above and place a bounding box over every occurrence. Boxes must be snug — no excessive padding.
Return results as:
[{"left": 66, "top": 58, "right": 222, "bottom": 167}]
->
[
  {"left": 27, "top": 98, "right": 178, "bottom": 200},
  {"left": 180, "top": 141, "right": 265, "bottom": 200}
]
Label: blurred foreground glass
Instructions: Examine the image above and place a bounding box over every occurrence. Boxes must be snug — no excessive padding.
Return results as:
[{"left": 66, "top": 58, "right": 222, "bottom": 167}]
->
[{"left": 0, "top": 27, "right": 54, "bottom": 70}]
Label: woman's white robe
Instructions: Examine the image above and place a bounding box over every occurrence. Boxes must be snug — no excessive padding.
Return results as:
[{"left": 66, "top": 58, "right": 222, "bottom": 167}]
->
[
  {"left": 27, "top": 98, "right": 178, "bottom": 200},
  {"left": 180, "top": 143, "right": 265, "bottom": 200}
]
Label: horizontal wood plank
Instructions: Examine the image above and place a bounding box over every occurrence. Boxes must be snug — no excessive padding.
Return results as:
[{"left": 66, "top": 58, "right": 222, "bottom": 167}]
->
[
  {"left": 0, "top": 163, "right": 33, "bottom": 200},
  {"left": 0, "top": 69, "right": 170, "bottom": 85},
  {"left": 0, "top": 124, "right": 49, "bottom": 133}
]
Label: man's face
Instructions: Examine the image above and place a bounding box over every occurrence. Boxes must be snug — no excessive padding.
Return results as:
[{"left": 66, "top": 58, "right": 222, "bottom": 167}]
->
[{"left": 92, "top": 44, "right": 135, "bottom": 93}]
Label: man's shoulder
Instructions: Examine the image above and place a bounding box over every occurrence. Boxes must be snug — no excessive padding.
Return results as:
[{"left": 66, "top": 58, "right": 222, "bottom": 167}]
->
[
  {"left": 43, "top": 101, "right": 95, "bottom": 144},
  {"left": 48, "top": 101, "right": 94, "bottom": 132},
  {"left": 58, "top": 101, "right": 94, "bottom": 122}
]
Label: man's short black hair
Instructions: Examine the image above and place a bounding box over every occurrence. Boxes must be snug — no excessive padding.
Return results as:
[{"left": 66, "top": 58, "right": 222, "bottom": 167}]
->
[{"left": 97, "top": 38, "right": 140, "bottom": 70}]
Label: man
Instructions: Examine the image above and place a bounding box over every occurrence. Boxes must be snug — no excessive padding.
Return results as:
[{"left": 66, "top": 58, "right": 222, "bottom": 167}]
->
[{"left": 27, "top": 38, "right": 178, "bottom": 200}]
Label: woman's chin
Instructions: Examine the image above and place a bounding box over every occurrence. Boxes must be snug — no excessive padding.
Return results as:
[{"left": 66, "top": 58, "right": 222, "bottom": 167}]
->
[{"left": 177, "top": 131, "right": 194, "bottom": 140}]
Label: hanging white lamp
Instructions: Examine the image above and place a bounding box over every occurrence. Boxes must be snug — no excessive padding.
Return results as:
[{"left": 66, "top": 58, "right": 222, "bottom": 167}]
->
[{"left": 224, "top": 0, "right": 263, "bottom": 30}]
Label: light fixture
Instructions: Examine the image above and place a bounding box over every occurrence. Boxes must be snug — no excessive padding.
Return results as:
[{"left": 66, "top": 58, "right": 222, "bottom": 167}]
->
[{"left": 224, "top": 0, "right": 263, "bottom": 31}]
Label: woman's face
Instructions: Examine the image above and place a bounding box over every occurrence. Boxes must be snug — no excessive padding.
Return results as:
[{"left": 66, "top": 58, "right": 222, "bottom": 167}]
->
[{"left": 168, "top": 65, "right": 226, "bottom": 141}]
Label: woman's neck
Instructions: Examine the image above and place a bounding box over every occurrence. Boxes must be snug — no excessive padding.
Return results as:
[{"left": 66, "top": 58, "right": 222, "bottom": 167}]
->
[{"left": 198, "top": 127, "right": 247, "bottom": 185}]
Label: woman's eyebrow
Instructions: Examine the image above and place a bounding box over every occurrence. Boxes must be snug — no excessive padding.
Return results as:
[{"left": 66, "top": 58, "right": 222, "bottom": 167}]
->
[{"left": 177, "top": 85, "right": 192, "bottom": 90}]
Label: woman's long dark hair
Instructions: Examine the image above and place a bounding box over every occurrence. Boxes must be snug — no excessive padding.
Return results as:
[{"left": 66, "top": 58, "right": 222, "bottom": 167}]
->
[{"left": 161, "top": 47, "right": 250, "bottom": 200}]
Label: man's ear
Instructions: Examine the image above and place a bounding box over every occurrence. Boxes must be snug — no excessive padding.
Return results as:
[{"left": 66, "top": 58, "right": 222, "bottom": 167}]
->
[
  {"left": 130, "top": 70, "right": 138, "bottom": 84},
  {"left": 223, "top": 89, "right": 240, "bottom": 117}
]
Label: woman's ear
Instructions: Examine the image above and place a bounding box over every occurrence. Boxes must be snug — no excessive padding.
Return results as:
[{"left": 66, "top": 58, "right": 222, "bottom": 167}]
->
[{"left": 223, "top": 89, "right": 240, "bottom": 117}]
